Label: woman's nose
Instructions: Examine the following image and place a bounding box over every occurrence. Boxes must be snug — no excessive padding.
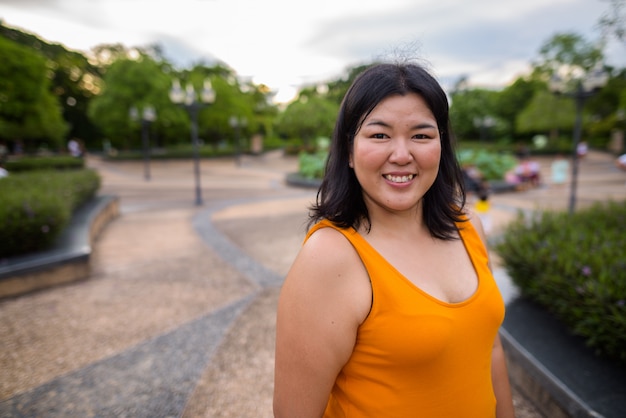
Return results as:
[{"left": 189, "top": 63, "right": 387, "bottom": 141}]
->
[{"left": 389, "top": 139, "right": 413, "bottom": 164}]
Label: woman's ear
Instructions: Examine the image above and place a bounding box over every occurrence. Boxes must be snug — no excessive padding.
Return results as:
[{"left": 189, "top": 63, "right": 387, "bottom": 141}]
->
[{"left": 349, "top": 153, "right": 354, "bottom": 168}]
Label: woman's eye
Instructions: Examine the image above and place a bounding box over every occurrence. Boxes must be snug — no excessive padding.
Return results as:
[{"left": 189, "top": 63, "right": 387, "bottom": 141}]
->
[
  {"left": 412, "top": 134, "right": 430, "bottom": 140},
  {"left": 372, "top": 133, "right": 387, "bottom": 139}
]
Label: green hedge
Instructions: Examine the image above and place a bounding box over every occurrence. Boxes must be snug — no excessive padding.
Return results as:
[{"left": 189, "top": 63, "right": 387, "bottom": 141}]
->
[
  {"left": 108, "top": 146, "right": 235, "bottom": 160},
  {"left": 5, "top": 156, "right": 85, "bottom": 172},
  {"left": 457, "top": 149, "right": 517, "bottom": 181},
  {"left": 298, "top": 151, "right": 327, "bottom": 180},
  {"left": 0, "top": 169, "right": 101, "bottom": 258},
  {"left": 495, "top": 201, "right": 626, "bottom": 363}
]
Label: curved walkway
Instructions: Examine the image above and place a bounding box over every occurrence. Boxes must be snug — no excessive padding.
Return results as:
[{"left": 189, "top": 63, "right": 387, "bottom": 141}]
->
[{"left": 0, "top": 151, "right": 624, "bottom": 417}]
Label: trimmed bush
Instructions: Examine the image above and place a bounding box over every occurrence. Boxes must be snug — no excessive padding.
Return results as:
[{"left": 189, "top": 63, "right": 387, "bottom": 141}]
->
[
  {"left": 5, "top": 156, "right": 85, "bottom": 172},
  {"left": 298, "top": 151, "right": 327, "bottom": 180},
  {"left": 0, "top": 169, "right": 100, "bottom": 257},
  {"left": 109, "top": 146, "right": 236, "bottom": 160},
  {"left": 495, "top": 201, "right": 626, "bottom": 363},
  {"left": 457, "top": 149, "right": 517, "bottom": 181}
]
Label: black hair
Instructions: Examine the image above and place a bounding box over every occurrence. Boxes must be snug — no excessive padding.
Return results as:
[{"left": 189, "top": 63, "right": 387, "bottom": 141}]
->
[{"left": 309, "top": 62, "right": 467, "bottom": 240}]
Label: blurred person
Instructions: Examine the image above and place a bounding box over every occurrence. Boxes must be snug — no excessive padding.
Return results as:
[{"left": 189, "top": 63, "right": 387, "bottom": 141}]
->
[
  {"left": 577, "top": 141, "right": 588, "bottom": 159},
  {"left": 68, "top": 138, "right": 82, "bottom": 157},
  {"left": 514, "top": 155, "right": 541, "bottom": 189},
  {"left": 475, "top": 189, "right": 492, "bottom": 235},
  {"left": 462, "top": 162, "right": 489, "bottom": 201},
  {"left": 617, "top": 154, "right": 626, "bottom": 185},
  {"left": 616, "top": 153, "right": 626, "bottom": 172},
  {"left": 274, "top": 62, "right": 514, "bottom": 418}
]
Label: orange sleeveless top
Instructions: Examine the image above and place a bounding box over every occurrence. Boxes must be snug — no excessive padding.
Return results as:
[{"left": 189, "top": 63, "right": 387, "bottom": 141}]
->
[{"left": 305, "top": 219, "right": 505, "bottom": 418}]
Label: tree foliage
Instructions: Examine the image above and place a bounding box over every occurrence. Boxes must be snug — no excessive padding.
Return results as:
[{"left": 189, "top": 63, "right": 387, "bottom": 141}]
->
[
  {"left": 1, "top": 19, "right": 625, "bottom": 156},
  {"left": 533, "top": 32, "right": 604, "bottom": 88},
  {"left": 88, "top": 55, "right": 173, "bottom": 150},
  {"left": 516, "top": 90, "right": 575, "bottom": 134},
  {"left": 1, "top": 21, "right": 103, "bottom": 149},
  {"left": 0, "top": 35, "right": 67, "bottom": 150},
  {"left": 449, "top": 88, "right": 502, "bottom": 140},
  {"left": 496, "top": 77, "right": 544, "bottom": 139},
  {"left": 597, "top": 0, "right": 626, "bottom": 44},
  {"left": 275, "top": 96, "right": 338, "bottom": 147}
]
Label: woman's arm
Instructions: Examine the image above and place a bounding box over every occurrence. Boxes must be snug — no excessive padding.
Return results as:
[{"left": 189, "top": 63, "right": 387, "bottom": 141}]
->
[
  {"left": 273, "top": 227, "right": 371, "bottom": 418},
  {"left": 468, "top": 210, "right": 516, "bottom": 418},
  {"left": 492, "top": 334, "right": 515, "bottom": 418}
]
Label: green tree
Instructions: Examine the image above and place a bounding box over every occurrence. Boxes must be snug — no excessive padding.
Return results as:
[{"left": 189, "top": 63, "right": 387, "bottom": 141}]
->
[
  {"left": 0, "top": 36, "right": 67, "bottom": 151},
  {"left": 168, "top": 64, "right": 264, "bottom": 151},
  {"left": 526, "top": 32, "right": 613, "bottom": 144},
  {"left": 496, "top": 76, "right": 544, "bottom": 139},
  {"left": 533, "top": 32, "right": 604, "bottom": 85},
  {"left": 587, "top": 69, "right": 626, "bottom": 139},
  {"left": 597, "top": 0, "right": 625, "bottom": 45},
  {"left": 516, "top": 90, "right": 575, "bottom": 136},
  {"left": 324, "top": 63, "right": 373, "bottom": 105},
  {"left": 449, "top": 88, "right": 502, "bottom": 141},
  {"left": 275, "top": 96, "right": 338, "bottom": 147},
  {"left": 1, "top": 21, "right": 103, "bottom": 150},
  {"left": 88, "top": 55, "right": 175, "bottom": 150}
]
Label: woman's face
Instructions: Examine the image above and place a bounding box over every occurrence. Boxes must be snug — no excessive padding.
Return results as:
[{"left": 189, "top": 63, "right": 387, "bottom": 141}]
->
[{"left": 349, "top": 93, "right": 441, "bottom": 217}]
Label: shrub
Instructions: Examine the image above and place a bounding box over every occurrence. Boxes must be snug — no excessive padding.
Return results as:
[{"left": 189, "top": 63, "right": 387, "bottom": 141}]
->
[
  {"left": 262, "top": 136, "right": 290, "bottom": 151},
  {"left": 457, "top": 149, "right": 517, "bottom": 180},
  {"left": 298, "top": 151, "right": 327, "bottom": 180},
  {"left": 495, "top": 201, "right": 626, "bottom": 363},
  {"left": 5, "top": 156, "right": 85, "bottom": 172},
  {"left": 0, "top": 169, "right": 101, "bottom": 257},
  {"left": 107, "top": 145, "right": 235, "bottom": 160},
  {"left": 297, "top": 137, "right": 330, "bottom": 180}
]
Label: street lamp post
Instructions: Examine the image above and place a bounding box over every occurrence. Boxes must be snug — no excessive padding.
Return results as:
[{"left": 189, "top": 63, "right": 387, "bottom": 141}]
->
[
  {"left": 473, "top": 116, "right": 495, "bottom": 142},
  {"left": 550, "top": 67, "right": 608, "bottom": 214},
  {"left": 169, "top": 79, "right": 216, "bottom": 206},
  {"left": 229, "top": 116, "right": 247, "bottom": 166},
  {"left": 130, "top": 106, "right": 156, "bottom": 181}
]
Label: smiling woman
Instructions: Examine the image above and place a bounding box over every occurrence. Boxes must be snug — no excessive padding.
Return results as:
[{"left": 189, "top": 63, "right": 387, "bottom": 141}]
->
[
  {"left": 349, "top": 93, "right": 442, "bottom": 217},
  {"left": 274, "top": 62, "right": 516, "bottom": 418}
]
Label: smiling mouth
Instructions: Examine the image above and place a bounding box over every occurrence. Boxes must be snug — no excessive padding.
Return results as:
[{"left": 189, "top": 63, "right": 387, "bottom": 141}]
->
[{"left": 384, "top": 174, "right": 415, "bottom": 183}]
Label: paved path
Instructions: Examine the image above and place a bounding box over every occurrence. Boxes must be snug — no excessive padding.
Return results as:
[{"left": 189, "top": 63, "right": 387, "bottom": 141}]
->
[{"left": 0, "top": 150, "right": 624, "bottom": 417}]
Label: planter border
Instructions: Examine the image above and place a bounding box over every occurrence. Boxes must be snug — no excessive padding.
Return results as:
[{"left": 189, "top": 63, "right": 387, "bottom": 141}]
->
[
  {"left": 0, "top": 195, "right": 119, "bottom": 299},
  {"left": 501, "top": 297, "right": 626, "bottom": 418}
]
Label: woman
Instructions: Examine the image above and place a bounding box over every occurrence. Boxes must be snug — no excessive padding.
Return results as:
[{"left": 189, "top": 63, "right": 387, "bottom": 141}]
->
[{"left": 274, "top": 62, "right": 515, "bottom": 417}]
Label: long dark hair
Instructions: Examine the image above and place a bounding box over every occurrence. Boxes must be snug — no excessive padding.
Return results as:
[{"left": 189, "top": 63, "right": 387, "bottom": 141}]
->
[{"left": 309, "top": 62, "right": 467, "bottom": 240}]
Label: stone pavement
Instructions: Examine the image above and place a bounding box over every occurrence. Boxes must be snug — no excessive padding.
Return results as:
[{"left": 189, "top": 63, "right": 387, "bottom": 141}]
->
[{"left": 0, "top": 150, "right": 624, "bottom": 417}]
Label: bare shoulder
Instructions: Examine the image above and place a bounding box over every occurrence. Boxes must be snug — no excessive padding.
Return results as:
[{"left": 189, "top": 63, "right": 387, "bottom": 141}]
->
[
  {"left": 291, "top": 226, "right": 368, "bottom": 289},
  {"left": 302, "top": 226, "right": 360, "bottom": 266},
  {"left": 281, "top": 225, "right": 371, "bottom": 323}
]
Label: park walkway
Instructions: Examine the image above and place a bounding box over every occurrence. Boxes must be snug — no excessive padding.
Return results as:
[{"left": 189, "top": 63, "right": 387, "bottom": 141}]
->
[{"left": 0, "top": 150, "right": 624, "bottom": 417}]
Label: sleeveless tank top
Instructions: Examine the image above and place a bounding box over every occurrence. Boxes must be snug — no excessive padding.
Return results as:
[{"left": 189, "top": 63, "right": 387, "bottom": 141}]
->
[{"left": 305, "top": 219, "right": 505, "bottom": 417}]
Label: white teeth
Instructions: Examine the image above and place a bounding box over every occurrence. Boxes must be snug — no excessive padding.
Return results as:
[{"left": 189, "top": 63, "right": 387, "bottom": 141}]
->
[{"left": 385, "top": 174, "right": 414, "bottom": 183}]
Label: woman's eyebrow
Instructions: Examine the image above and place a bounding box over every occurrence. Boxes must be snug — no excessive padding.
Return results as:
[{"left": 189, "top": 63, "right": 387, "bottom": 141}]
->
[
  {"left": 414, "top": 123, "right": 438, "bottom": 130},
  {"left": 364, "top": 120, "right": 437, "bottom": 130},
  {"left": 364, "top": 119, "right": 390, "bottom": 127}
]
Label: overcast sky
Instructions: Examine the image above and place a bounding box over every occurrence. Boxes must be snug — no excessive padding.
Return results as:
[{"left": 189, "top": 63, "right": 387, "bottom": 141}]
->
[{"left": 1, "top": 0, "right": 624, "bottom": 102}]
